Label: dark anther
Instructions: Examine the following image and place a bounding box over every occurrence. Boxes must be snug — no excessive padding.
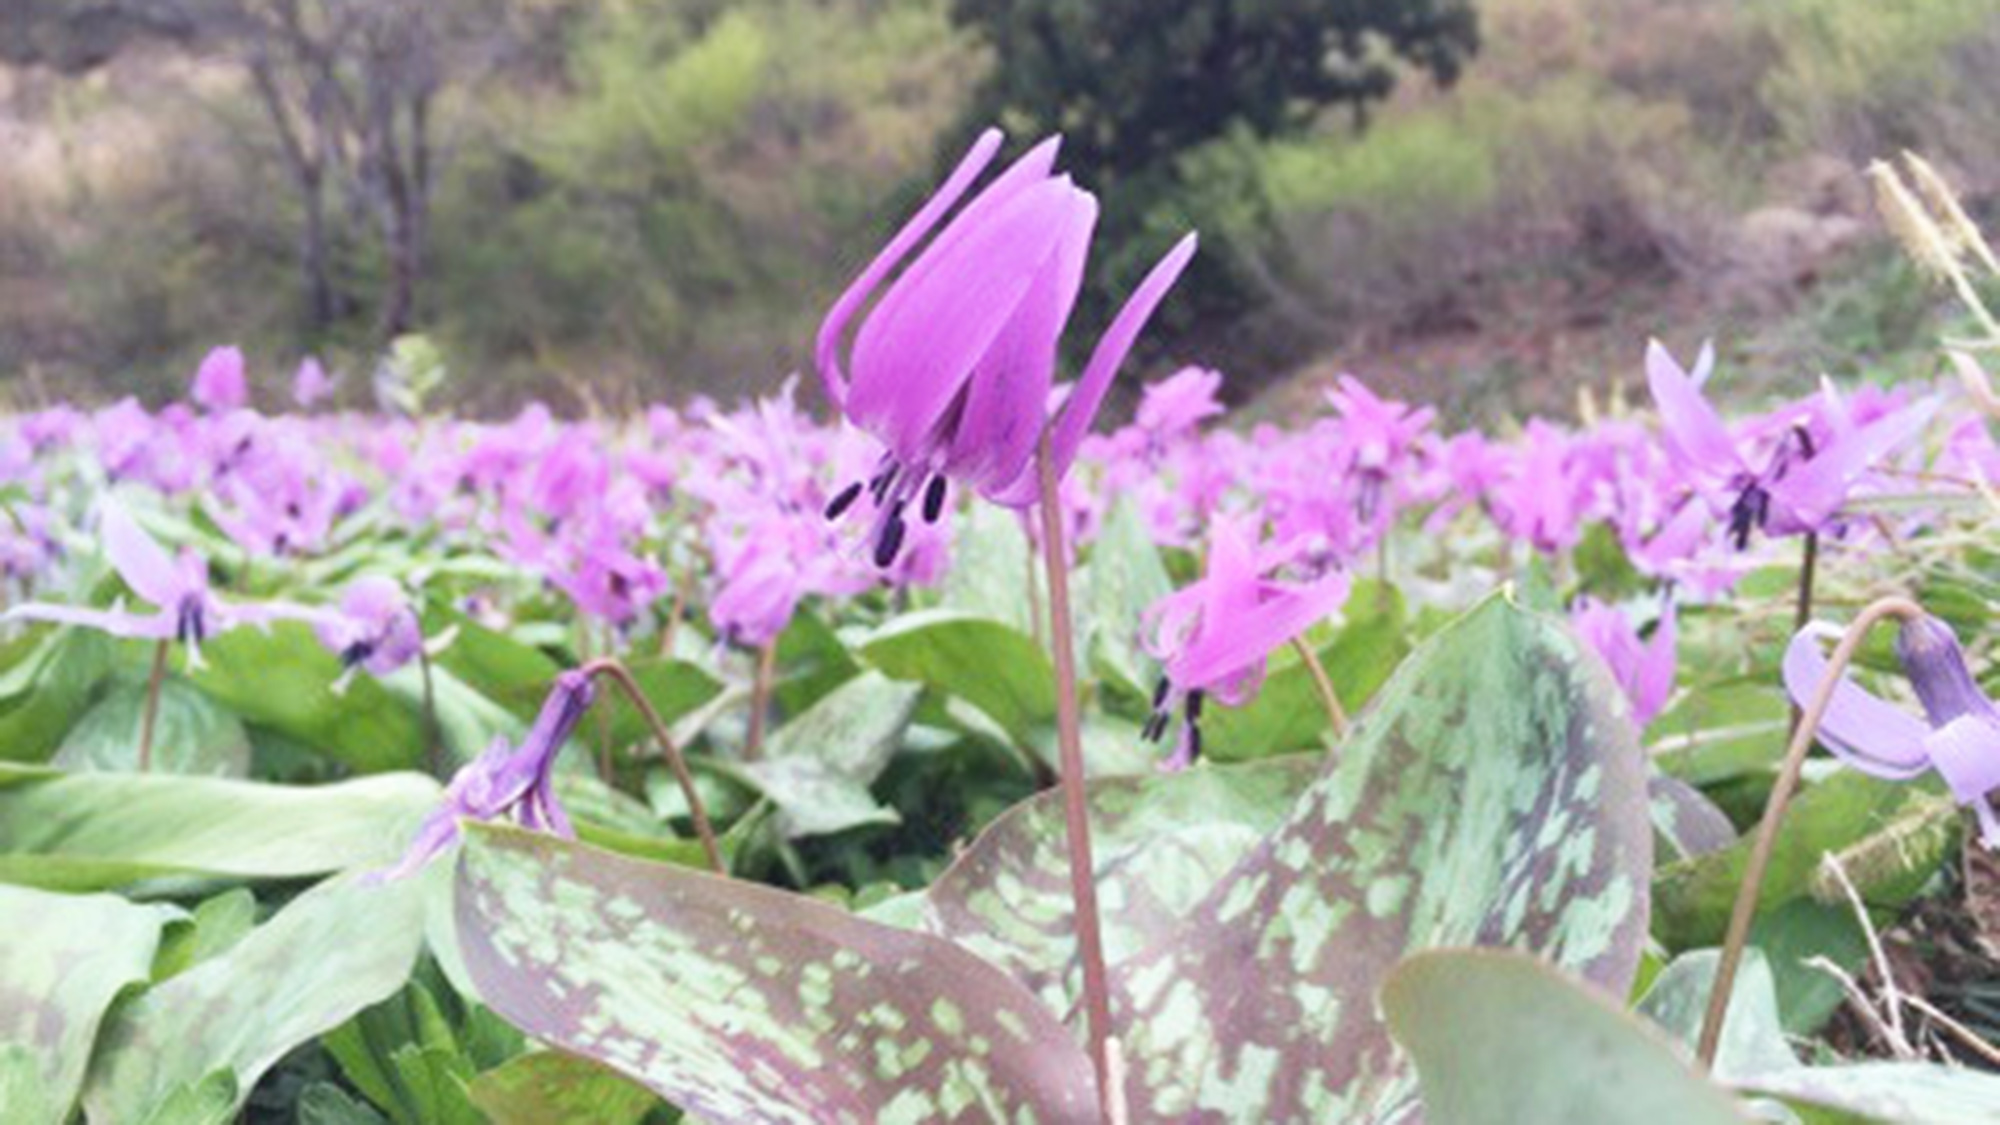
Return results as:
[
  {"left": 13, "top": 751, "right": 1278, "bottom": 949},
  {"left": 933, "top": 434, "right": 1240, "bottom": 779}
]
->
[
  {"left": 868, "top": 464, "right": 898, "bottom": 504},
  {"left": 874, "top": 504, "right": 908, "bottom": 568},
  {"left": 824, "top": 481, "right": 863, "bottom": 521},
  {"left": 340, "top": 641, "right": 374, "bottom": 668},
  {"left": 1186, "top": 689, "right": 1205, "bottom": 720},
  {"left": 175, "top": 600, "right": 206, "bottom": 645},
  {"left": 1142, "top": 711, "right": 1169, "bottom": 742},
  {"left": 1186, "top": 722, "right": 1204, "bottom": 764},
  {"left": 922, "top": 475, "right": 948, "bottom": 523},
  {"left": 1150, "top": 677, "right": 1170, "bottom": 709},
  {"left": 1727, "top": 484, "right": 1769, "bottom": 552}
]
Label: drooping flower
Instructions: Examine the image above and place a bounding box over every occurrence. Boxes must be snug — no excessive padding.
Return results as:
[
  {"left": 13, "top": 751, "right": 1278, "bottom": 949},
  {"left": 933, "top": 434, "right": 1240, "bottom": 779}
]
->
[
  {"left": 1784, "top": 614, "right": 2000, "bottom": 847},
  {"left": 1647, "top": 340, "right": 1931, "bottom": 549},
  {"left": 814, "top": 127, "right": 1197, "bottom": 565},
  {"left": 314, "top": 576, "right": 423, "bottom": 683},
  {"left": 376, "top": 670, "right": 597, "bottom": 881},
  {"left": 1571, "top": 596, "right": 1677, "bottom": 726},
  {"left": 190, "top": 346, "right": 249, "bottom": 413},
  {"left": 1140, "top": 517, "right": 1350, "bottom": 769},
  {"left": 3, "top": 501, "right": 317, "bottom": 667}
]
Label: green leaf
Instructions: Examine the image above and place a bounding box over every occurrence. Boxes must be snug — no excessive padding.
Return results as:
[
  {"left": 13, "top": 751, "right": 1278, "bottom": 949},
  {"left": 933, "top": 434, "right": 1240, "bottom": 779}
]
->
[
  {"left": 151, "top": 888, "right": 258, "bottom": 982},
  {"left": 1740, "top": 1063, "right": 2000, "bottom": 1124},
  {"left": 0, "top": 627, "right": 114, "bottom": 763},
  {"left": 450, "top": 822, "right": 1097, "bottom": 1123},
  {"left": 1650, "top": 774, "right": 1738, "bottom": 862},
  {"left": 426, "top": 606, "right": 562, "bottom": 720},
  {"left": 1202, "top": 580, "right": 1408, "bottom": 762},
  {"left": 940, "top": 502, "right": 1039, "bottom": 637},
  {"left": 0, "top": 766, "right": 439, "bottom": 891},
  {"left": 192, "top": 622, "right": 426, "bottom": 772},
  {"left": 859, "top": 610, "right": 1054, "bottom": 745},
  {"left": 0, "top": 885, "right": 177, "bottom": 1125},
  {"left": 134, "top": 1070, "right": 237, "bottom": 1125},
  {"left": 84, "top": 874, "right": 428, "bottom": 1122},
  {"left": 465, "top": 1051, "right": 660, "bottom": 1125},
  {"left": 1115, "top": 595, "right": 1653, "bottom": 1119},
  {"left": 1652, "top": 771, "right": 1947, "bottom": 949},
  {"left": 1635, "top": 949, "right": 1799, "bottom": 1081},
  {"left": 735, "top": 672, "right": 923, "bottom": 837},
  {"left": 298, "top": 1083, "right": 394, "bottom": 1125},
  {"left": 910, "top": 755, "right": 1319, "bottom": 1020},
  {"left": 54, "top": 678, "right": 250, "bottom": 776},
  {"left": 600, "top": 658, "right": 723, "bottom": 753},
  {"left": 1383, "top": 949, "right": 1749, "bottom": 1125}
]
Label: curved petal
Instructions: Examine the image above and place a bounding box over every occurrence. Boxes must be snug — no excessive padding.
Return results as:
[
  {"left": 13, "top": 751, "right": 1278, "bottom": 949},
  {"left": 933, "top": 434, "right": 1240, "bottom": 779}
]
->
[
  {"left": 1782, "top": 623, "right": 1930, "bottom": 778},
  {"left": 99, "top": 502, "right": 186, "bottom": 608},
  {"left": 1633, "top": 601, "right": 1678, "bottom": 727},
  {"left": 1167, "top": 572, "right": 1348, "bottom": 695},
  {"left": 1922, "top": 714, "right": 2000, "bottom": 807},
  {"left": 845, "top": 179, "right": 1080, "bottom": 465},
  {"left": 942, "top": 188, "right": 1096, "bottom": 491},
  {"left": 1645, "top": 339, "right": 1744, "bottom": 480},
  {"left": 813, "top": 129, "right": 1005, "bottom": 408},
  {"left": 1772, "top": 398, "right": 1935, "bottom": 529},
  {"left": 2, "top": 601, "right": 177, "bottom": 641}
]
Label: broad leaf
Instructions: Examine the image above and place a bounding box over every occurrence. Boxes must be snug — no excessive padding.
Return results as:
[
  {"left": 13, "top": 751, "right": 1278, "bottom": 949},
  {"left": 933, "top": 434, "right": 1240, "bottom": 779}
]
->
[
  {"left": 735, "top": 672, "right": 923, "bottom": 838},
  {"left": 1649, "top": 773, "right": 1737, "bottom": 862},
  {"left": 192, "top": 621, "right": 426, "bottom": 772},
  {"left": 860, "top": 609, "right": 1054, "bottom": 746},
  {"left": 0, "top": 885, "right": 177, "bottom": 1124},
  {"left": 0, "top": 766, "right": 438, "bottom": 890},
  {"left": 941, "top": 502, "right": 1039, "bottom": 638},
  {"left": 465, "top": 1051, "right": 660, "bottom": 1125},
  {"left": 450, "top": 822, "right": 1097, "bottom": 1123},
  {"left": 84, "top": 875, "right": 428, "bottom": 1122},
  {"left": 54, "top": 677, "right": 251, "bottom": 776},
  {"left": 1113, "top": 595, "right": 1653, "bottom": 1120},
  {"left": 1383, "top": 949, "right": 1749, "bottom": 1124},
  {"left": 0, "top": 627, "right": 114, "bottom": 763},
  {"left": 1635, "top": 949, "right": 1798, "bottom": 1081}
]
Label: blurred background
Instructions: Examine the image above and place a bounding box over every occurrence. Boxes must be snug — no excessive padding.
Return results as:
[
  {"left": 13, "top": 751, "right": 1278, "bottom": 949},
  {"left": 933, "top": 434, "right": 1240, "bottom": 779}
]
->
[{"left": 3, "top": 0, "right": 1998, "bottom": 420}]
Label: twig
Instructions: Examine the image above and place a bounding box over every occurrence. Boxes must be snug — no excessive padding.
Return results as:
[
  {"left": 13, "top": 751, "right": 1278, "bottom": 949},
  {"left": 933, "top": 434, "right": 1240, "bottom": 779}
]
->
[
  {"left": 1290, "top": 636, "right": 1350, "bottom": 739},
  {"left": 1820, "top": 852, "right": 1907, "bottom": 1049},
  {"left": 579, "top": 657, "right": 725, "bottom": 875},
  {"left": 1696, "top": 595, "right": 1926, "bottom": 1069},
  {"left": 745, "top": 640, "right": 778, "bottom": 761}
]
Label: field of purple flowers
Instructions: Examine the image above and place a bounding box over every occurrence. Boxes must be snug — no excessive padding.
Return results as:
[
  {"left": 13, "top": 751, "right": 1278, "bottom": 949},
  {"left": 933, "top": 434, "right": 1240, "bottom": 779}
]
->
[{"left": 4, "top": 134, "right": 2000, "bottom": 1123}]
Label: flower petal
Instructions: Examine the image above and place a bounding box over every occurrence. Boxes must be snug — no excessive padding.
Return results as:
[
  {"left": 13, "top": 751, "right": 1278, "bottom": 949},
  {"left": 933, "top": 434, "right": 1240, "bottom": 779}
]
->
[
  {"left": 1922, "top": 714, "right": 2000, "bottom": 808},
  {"left": 99, "top": 502, "right": 188, "bottom": 608},
  {"left": 1782, "top": 623, "right": 1930, "bottom": 778},
  {"left": 1772, "top": 398, "right": 1935, "bottom": 529},
  {"left": 1167, "top": 571, "right": 1348, "bottom": 695},
  {"left": 2, "top": 601, "right": 178, "bottom": 641},
  {"left": 1645, "top": 339, "right": 1744, "bottom": 481}
]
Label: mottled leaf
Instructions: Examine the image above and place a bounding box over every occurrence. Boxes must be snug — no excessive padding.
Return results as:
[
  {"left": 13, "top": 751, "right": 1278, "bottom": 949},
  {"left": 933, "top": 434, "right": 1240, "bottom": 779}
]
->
[
  {"left": 735, "top": 672, "right": 922, "bottom": 838},
  {"left": 451, "top": 822, "right": 1097, "bottom": 1124},
  {"left": 915, "top": 755, "right": 1319, "bottom": 1020},
  {"left": 0, "top": 765, "right": 438, "bottom": 890},
  {"left": 1383, "top": 949, "right": 1749, "bottom": 1125},
  {"left": 84, "top": 874, "right": 428, "bottom": 1122},
  {"left": 1114, "top": 596, "right": 1653, "bottom": 1120},
  {"left": 0, "top": 884, "right": 177, "bottom": 1124},
  {"left": 466, "top": 1051, "right": 660, "bottom": 1125},
  {"left": 192, "top": 621, "right": 426, "bottom": 772},
  {"left": 1650, "top": 773, "right": 1738, "bottom": 862},
  {"left": 859, "top": 609, "right": 1054, "bottom": 746},
  {"left": 54, "top": 677, "right": 251, "bottom": 776}
]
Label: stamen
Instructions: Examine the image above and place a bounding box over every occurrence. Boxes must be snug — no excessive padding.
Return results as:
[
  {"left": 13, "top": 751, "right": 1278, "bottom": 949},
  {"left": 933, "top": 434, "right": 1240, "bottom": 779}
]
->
[
  {"left": 824, "top": 481, "right": 863, "bottom": 520},
  {"left": 1187, "top": 689, "right": 1205, "bottom": 720},
  {"left": 922, "top": 475, "right": 948, "bottom": 523},
  {"left": 1186, "top": 721, "right": 1204, "bottom": 764},
  {"left": 874, "top": 503, "right": 908, "bottom": 568},
  {"left": 1142, "top": 712, "right": 1169, "bottom": 742},
  {"left": 1150, "top": 677, "right": 1170, "bottom": 709}
]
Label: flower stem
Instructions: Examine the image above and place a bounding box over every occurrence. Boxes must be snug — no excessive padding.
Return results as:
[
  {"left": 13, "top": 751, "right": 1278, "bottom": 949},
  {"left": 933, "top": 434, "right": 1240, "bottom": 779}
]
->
[
  {"left": 1290, "top": 636, "right": 1349, "bottom": 739},
  {"left": 1695, "top": 594, "right": 1924, "bottom": 1069},
  {"left": 1786, "top": 531, "right": 1820, "bottom": 739},
  {"left": 582, "top": 657, "right": 726, "bottom": 875},
  {"left": 745, "top": 641, "right": 778, "bottom": 761},
  {"left": 137, "top": 638, "right": 169, "bottom": 773},
  {"left": 1035, "top": 433, "right": 1116, "bottom": 1117}
]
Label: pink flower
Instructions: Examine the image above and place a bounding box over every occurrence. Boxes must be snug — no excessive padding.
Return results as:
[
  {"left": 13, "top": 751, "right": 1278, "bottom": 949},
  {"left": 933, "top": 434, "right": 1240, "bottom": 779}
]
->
[{"left": 190, "top": 346, "right": 249, "bottom": 412}]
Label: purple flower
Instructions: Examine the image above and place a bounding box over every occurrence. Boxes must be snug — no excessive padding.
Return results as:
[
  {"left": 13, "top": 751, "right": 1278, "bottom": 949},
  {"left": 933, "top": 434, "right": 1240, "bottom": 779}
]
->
[
  {"left": 1571, "top": 596, "right": 1677, "bottom": 726},
  {"left": 314, "top": 576, "right": 423, "bottom": 680},
  {"left": 1647, "top": 340, "right": 1930, "bottom": 548},
  {"left": 1140, "top": 517, "right": 1350, "bottom": 769},
  {"left": 293, "top": 357, "right": 337, "bottom": 409},
  {"left": 814, "top": 128, "right": 1196, "bottom": 565},
  {"left": 376, "top": 670, "right": 597, "bottom": 880},
  {"left": 1324, "top": 375, "right": 1435, "bottom": 525},
  {"left": 3, "top": 501, "right": 317, "bottom": 667},
  {"left": 1784, "top": 615, "right": 2000, "bottom": 848},
  {"left": 190, "top": 346, "right": 249, "bottom": 413},
  {"left": 1135, "top": 366, "right": 1226, "bottom": 446}
]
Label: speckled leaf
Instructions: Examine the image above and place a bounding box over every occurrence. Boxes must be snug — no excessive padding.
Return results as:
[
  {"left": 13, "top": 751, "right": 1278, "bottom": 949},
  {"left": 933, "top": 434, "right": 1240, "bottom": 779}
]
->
[
  {"left": 859, "top": 610, "right": 1054, "bottom": 746},
  {"left": 0, "top": 885, "right": 178, "bottom": 1124},
  {"left": 465, "top": 1051, "right": 660, "bottom": 1125},
  {"left": 1115, "top": 596, "right": 1653, "bottom": 1121},
  {"left": 1384, "top": 949, "right": 1749, "bottom": 1125},
  {"left": 915, "top": 755, "right": 1320, "bottom": 1021},
  {"left": 1649, "top": 774, "right": 1738, "bottom": 861},
  {"left": 451, "top": 822, "right": 1096, "bottom": 1124},
  {"left": 54, "top": 677, "right": 251, "bottom": 776},
  {"left": 0, "top": 766, "right": 439, "bottom": 891},
  {"left": 735, "top": 672, "right": 923, "bottom": 838},
  {"left": 84, "top": 875, "right": 427, "bottom": 1122}
]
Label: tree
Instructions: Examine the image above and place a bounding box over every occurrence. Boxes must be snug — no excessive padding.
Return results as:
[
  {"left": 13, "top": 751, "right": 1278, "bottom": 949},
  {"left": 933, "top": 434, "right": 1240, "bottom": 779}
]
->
[{"left": 951, "top": 0, "right": 1480, "bottom": 194}]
